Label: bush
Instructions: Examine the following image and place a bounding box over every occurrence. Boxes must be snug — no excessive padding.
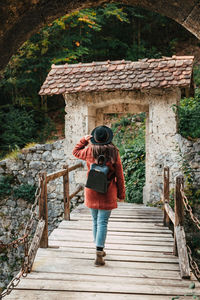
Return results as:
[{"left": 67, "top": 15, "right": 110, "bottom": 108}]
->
[
  {"left": 112, "top": 113, "right": 145, "bottom": 203},
  {"left": 175, "top": 89, "right": 200, "bottom": 139},
  {"left": 122, "top": 142, "right": 145, "bottom": 203},
  {"left": 0, "top": 105, "right": 56, "bottom": 158},
  {"left": 194, "top": 65, "right": 200, "bottom": 87},
  {"left": 0, "top": 175, "right": 36, "bottom": 203},
  {"left": 0, "top": 176, "right": 13, "bottom": 198},
  {"left": 0, "top": 106, "right": 37, "bottom": 153},
  {"left": 13, "top": 184, "right": 36, "bottom": 204}
]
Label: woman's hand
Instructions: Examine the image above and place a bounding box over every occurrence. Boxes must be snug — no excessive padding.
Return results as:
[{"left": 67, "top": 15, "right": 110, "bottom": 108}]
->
[{"left": 84, "top": 135, "right": 92, "bottom": 142}]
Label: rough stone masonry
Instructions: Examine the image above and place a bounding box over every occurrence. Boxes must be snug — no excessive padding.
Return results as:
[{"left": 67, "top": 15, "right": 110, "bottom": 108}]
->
[
  {"left": 0, "top": 139, "right": 83, "bottom": 290},
  {"left": 39, "top": 57, "right": 194, "bottom": 204}
]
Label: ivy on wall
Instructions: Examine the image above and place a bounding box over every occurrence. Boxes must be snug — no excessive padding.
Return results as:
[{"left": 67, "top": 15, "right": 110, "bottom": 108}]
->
[
  {"left": 0, "top": 176, "right": 36, "bottom": 204},
  {"left": 175, "top": 88, "right": 200, "bottom": 140}
]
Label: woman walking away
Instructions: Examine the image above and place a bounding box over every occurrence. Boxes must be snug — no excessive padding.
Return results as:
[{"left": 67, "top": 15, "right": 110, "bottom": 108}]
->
[{"left": 72, "top": 125, "right": 125, "bottom": 266}]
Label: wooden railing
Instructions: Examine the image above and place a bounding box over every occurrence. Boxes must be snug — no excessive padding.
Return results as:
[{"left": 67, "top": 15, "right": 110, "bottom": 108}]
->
[
  {"left": 39, "top": 162, "right": 84, "bottom": 248},
  {"left": 163, "top": 166, "right": 190, "bottom": 279}
]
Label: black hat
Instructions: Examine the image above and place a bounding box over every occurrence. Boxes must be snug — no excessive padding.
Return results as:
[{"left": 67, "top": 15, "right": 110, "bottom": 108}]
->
[{"left": 90, "top": 125, "right": 113, "bottom": 145}]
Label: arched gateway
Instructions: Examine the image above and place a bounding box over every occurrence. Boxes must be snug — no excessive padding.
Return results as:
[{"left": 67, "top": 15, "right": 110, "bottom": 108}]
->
[
  {"left": 0, "top": 0, "right": 200, "bottom": 70},
  {"left": 39, "top": 56, "right": 194, "bottom": 203}
]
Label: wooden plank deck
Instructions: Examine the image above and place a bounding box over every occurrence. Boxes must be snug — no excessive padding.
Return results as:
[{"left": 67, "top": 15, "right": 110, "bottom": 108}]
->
[{"left": 5, "top": 203, "right": 200, "bottom": 300}]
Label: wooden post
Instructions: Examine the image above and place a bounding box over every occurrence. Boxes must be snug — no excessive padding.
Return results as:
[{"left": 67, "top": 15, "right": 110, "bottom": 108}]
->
[
  {"left": 174, "top": 176, "right": 190, "bottom": 278},
  {"left": 174, "top": 175, "right": 184, "bottom": 256},
  {"left": 175, "top": 175, "right": 184, "bottom": 226},
  {"left": 63, "top": 165, "right": 70, "bottom": 221},
  {"left": 163, "top": 167, "right": 170, "bottom": 227},
  {"left": 39, "top": 172, "right": 48, "bottom": 248}
]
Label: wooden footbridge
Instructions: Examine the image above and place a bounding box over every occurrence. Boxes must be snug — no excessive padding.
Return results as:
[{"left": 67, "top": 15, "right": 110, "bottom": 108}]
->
[{"left": 2, "top": 166, "right": 200, "bottom": 299}]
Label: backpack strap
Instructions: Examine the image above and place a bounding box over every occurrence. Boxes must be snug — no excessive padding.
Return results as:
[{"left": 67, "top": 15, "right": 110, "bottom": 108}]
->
[{"left": 97, "top": 155, "right": 106, "bottom": 165}]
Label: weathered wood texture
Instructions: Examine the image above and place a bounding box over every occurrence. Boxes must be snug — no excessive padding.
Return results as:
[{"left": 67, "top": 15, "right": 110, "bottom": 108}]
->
[
  {"left": 40, "top": 162, "right": 83, "bottom": 246},
  {"left": 46, "top": 169, "right": 68, "bottom": 183},
  {"left": 175, "top": 225, "right": 190, "bottom": 279},
  {"left": 164, "top": 203, "right": 175, "bottom": 224},
  {"left": 5, "top": 203, "right": 199, "bottom": 300},
  {"left": 63, "top": 164, "right": 70, "bottom": 220},
  {"left": 173, "top": 175, "right": 190, "bottom": 279},
  {"left": 175, "top": 175, "right": 185, "bottom": 227},
  {"left": 39, "top": 172, "right": 48, "bottom": 248},
  {"left": 46, "top": 163, "right": 83, "bottom": 183},
  {"left": 28, "top": 219, "right": 45, "bottom": 271},
  {"left": 68, "top": 163, "right": 83, "bottom": 172},
  {"left": 163, "top": 166, "right": 170, "bottom": 226}
]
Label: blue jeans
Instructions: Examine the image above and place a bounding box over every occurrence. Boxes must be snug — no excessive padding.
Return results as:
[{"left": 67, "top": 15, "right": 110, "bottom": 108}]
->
[{"left": 90, "top": 209, "right": 111, "bottom": 248}]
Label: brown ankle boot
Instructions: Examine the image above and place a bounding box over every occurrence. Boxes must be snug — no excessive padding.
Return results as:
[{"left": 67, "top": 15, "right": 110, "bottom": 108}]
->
[
  {"left": 95, "top": 251, "right": 105, "bottom": 266},
  {"left": 102, "top": 250, "right": 106, "bottom": 257}
]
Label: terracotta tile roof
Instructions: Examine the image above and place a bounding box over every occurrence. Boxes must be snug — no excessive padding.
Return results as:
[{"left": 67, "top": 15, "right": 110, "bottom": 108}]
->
[{"left": 39, "top": 56, "right": 194, "bottom": 96}]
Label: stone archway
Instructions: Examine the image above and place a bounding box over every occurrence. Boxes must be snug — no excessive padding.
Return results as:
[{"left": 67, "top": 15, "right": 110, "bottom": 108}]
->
[
  {"left": 0, "top": 0, "right": 200, "bottom": 70},
  {"left": 64, "top": 88, "right": 180, "bottom": 204},
  {"left": 39, "top": 57, "right": 194, "bottom": 204}
]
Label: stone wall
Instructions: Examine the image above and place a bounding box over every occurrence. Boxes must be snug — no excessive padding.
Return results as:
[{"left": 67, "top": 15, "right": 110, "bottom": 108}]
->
[
  {"left": 0, "top": 139, "right": 84, "bottom": 290},
  {"left": 143, "top": 88, "right": 181, "bottom": 203},
  {"left": 145, "top": 134, "right": 200, "bottom": 202},
  {"left": 176, "top": 134, "right": 200, "bottom": 185},
  {"left": 64, "top": 88, "right": 183, "bottom": 204},
  {"left": 0, "top": 140, "right": 84, "bottom": 228},
  {"left": 64, "top": 90, "right": 149, "bottom": 159}
]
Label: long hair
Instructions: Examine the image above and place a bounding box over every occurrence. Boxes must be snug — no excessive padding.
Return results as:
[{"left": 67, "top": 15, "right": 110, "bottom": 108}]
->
[{"left": 91, "top": 142, "right": 118, "bottom": 164}]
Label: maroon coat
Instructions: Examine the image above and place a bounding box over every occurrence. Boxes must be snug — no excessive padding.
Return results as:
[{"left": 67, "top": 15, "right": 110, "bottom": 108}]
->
[{"left": 72, "top": 137, "right": 126, "bottom": 210}]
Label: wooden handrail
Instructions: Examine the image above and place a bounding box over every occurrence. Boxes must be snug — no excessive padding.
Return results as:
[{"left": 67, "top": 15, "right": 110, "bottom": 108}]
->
[
  {"left": 162, "top": 167, "right": 190, "bottom": 279},
  {"left": 163, "top": 167, "right": 170, "bottom": 226},
  {"left": 46, "top": 169, "right": 68, "bottom": 183},
  {"left": 39, "top": 162, "right": 84, "bottom": 248},
  {"left": 46, "top": 163, "right": 83, "bottom": 183},
  {"left": 68, "top": 163, "right": 83, "bottom": 172},
  {"left": 28, "top": 219, "right": 45, "bottom": 271},
  {"left": 69, "top": 185, "right": 83, "bottom": 200},
  {"left": 39, "top": 172, "right": 48, "bottom": 248},
  {"left": 164, "top": 202, "right": 175, "bottom": 224}
]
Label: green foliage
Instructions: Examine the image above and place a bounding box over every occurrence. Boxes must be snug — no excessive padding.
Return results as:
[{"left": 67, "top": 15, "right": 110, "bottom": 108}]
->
[
  {"left": 0, "top": 176, "right": 13, "bottom": 198},
  {"left": 0, "top": 106, "right": 37, "bottom": 153},
  {"left": 37, "top": 116, "right": 56, "bottom": 144},
  {"left": 112, "top": 113, "right": 145, "bottom": 203},
  {"left": 194, "top": 65, "right": 200, "bottom": 87},
  {"left": 0, "top": 175, "right": 36, "bottom": 203},
  {"left": 0, "top": 105, "right": 55, "bottom": 157},
  {"left": 0, "top": 4, "right": 194, "bottom": 108},
  {"left": 122, "top": 141, "right": 145, "bottom": 203},
  {"left": 4, "top": 147, "right": 21, "bottom": 161},
  {"left": 174, "top": 89, "right": 200, "bottom": 139},
  {"left": 13, "top": 184, "right": 36, "bottom": 204}
]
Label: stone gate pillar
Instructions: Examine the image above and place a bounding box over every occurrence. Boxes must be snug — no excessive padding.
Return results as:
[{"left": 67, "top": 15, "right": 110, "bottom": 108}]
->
[
  {"left": 143, "top": 88, "right": 181, "bottom": 204},
  {"left": 63, "top": 94, "right": 96, "bottom": 189},
  {"left": 64, "top": 94, "right": 96, "bottom": 159}
]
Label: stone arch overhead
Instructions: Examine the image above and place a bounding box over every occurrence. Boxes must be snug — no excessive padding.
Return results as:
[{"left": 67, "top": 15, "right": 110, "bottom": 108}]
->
[{"left": 0, "top": 0, "right": 200, "bottom": 71}]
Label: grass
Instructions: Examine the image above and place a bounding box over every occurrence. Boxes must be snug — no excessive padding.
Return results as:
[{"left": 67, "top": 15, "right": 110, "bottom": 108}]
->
[
  {"left": 0, "top": 139, "right": 56, "bottom": 161},
  {"left": 23, "top": 142, "right": 37, "bottom": 149},
  {"left": 46, "top": 139, "right": 56, "bottom": 144},
  {"left": 3, "top": 148, "right": 20, "bottom": 161}
]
